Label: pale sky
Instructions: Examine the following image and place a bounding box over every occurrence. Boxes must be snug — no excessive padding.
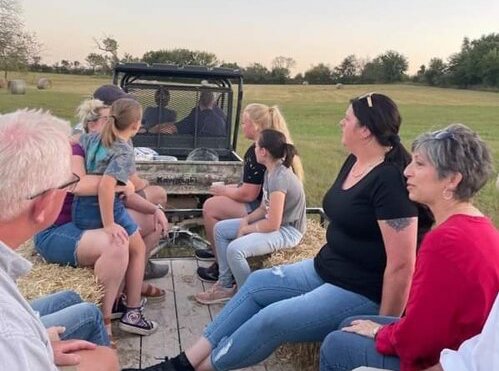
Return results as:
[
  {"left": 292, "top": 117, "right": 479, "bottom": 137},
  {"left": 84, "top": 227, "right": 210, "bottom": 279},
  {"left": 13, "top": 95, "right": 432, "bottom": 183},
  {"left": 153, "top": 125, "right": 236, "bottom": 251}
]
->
[{"left": 22, "top": 0, "right": 499, "bottom": 74}]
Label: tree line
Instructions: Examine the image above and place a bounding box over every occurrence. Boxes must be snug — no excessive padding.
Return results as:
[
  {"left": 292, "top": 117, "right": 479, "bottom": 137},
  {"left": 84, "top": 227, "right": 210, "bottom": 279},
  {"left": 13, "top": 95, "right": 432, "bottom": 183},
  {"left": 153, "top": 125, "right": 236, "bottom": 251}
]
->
[{"left": 2, "top": 0, "right": 498, "bottom": 89}]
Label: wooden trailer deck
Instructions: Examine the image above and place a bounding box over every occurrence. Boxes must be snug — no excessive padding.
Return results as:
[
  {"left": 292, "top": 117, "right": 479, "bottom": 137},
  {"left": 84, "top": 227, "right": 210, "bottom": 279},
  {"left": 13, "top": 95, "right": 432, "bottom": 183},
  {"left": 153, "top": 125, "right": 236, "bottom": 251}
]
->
[{"left": 114, "top": 258, "right": 297, "bottom": 370}]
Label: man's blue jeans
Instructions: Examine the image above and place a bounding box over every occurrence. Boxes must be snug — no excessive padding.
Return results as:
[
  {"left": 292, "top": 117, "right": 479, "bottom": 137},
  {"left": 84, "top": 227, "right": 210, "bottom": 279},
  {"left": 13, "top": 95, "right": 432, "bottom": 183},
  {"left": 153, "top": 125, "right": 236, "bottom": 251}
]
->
[
  {"left": 320, "top": 315, "right": 400, "bottom": 371},
  {"left": 30, "top": 290, "right": 110, "bottom": 346},
  {"left": 203, "top": 259, "right": 380, "bottom": 371}
]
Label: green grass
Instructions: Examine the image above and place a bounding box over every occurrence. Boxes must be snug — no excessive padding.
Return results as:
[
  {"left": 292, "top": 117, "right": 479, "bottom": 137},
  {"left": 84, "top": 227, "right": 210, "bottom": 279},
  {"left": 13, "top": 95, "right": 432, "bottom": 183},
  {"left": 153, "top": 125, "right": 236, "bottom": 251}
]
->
[{"left": 1, "top": 73, "right": 498, "bottom": 223}]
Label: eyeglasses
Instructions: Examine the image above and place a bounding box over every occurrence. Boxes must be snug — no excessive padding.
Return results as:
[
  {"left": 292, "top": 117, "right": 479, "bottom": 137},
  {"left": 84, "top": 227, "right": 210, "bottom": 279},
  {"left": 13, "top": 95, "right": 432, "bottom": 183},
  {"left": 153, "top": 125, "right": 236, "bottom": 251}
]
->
[
  {"left": 358, "top": 92, "right": 375, "bottom": 108},
  {"left": 28, "top": 173, "right": 81, "bottom": 200},
  {"left": 94, "top": 115, "right": 109, "bottom": 122},
  {"left": 88, "top": 115, "right": 109, "bottom": 123}
]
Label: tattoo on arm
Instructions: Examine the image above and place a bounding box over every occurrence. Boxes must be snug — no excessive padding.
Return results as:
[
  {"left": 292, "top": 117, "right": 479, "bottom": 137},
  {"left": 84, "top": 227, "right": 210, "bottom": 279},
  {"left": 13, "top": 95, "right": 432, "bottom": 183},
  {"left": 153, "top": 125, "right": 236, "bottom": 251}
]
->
[{"left": 384, "top": 217, "right": 414, "bottom": 232}]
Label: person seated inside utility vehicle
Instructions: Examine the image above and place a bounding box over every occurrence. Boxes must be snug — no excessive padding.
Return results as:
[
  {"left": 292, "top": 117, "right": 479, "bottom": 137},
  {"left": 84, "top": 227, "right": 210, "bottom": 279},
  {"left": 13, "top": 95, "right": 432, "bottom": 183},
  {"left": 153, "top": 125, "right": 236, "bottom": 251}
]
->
[
  {"left": 142, "top": 87, "right": 177, "bottom": 133},
  {"left": 150, "top": 90, "right": 226, "bottom": 137}
]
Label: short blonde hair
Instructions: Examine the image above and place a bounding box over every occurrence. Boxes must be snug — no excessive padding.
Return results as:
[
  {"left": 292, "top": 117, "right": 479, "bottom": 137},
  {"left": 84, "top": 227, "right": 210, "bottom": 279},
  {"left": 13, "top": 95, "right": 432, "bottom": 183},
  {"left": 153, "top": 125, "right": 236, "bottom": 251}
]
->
[
  {"left": 76, "top": 98, "right": 107, "bottom": 133},
  {"left": 0, "top": 110, "right": 72, "bottom": 221}
]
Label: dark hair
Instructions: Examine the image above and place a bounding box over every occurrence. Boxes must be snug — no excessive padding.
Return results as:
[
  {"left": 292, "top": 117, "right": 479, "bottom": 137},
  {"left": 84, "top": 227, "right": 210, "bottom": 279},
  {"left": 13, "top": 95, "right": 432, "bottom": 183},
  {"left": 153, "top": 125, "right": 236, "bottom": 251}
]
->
[
  {"left": 352, "top": 93, "right": 434, "bottom": 242},
  {"left": 155, "top": 87, "right": 170, "bottom": 106},
  {"left": 351, "top": 93, "right": 411, "bottom": 170},
  {"left": 258, "top": 129, "right": 297, "bottom": 168}
]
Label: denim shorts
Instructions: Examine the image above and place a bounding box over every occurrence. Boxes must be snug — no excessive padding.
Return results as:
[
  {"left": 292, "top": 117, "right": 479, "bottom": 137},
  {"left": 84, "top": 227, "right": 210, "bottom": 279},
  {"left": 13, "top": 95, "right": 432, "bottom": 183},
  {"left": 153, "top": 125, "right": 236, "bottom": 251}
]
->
[
  {"left": 72, "top": 195, "right": 138, "bottom": 236},
  {"left": 244, "top": 199, "right": 261, "bottom": 213},
  {"left": 34, "top": 223, "right": 84, "bottom": 266}
]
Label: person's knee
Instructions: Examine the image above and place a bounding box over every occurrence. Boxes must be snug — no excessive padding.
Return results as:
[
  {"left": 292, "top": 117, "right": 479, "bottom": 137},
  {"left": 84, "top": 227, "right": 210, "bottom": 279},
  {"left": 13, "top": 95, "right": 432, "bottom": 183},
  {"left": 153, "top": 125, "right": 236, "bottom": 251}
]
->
[
  {"left": 78, "top": 302, "right": 104, "bottom": 324},
  {"left": 203, "top": 196, "right": 228, "bottom": 220},
  {"left": 105, "top": 239, "right": 129, "bottom": 266},
  {"left": 226, "top": 242, "right": 245, "bottom": 264},
  {"left": 143, "top": 185, "right": 167, "bottom": 207},
  {"left": 59, "top": 290, "right": 83, "bottom": 306},
  {"left": 338, "top": 316, "right": 358, "bottom": 329},
  {"left": 203, "top": 197, "right": 218, "bottom": 219},
  {"left": 244, "top": 268, "right": 272, "bottom": 291},
  {"left": 320, "top": 331, "right": 343, "bottom": 370}
]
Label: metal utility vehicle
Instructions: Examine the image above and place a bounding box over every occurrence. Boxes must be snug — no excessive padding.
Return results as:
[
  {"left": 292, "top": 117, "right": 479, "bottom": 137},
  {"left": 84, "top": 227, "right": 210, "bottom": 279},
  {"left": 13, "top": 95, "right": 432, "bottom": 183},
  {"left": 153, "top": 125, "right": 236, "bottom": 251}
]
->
[{"left": 113, "top": 63, "right": 244, "bottom": 211}]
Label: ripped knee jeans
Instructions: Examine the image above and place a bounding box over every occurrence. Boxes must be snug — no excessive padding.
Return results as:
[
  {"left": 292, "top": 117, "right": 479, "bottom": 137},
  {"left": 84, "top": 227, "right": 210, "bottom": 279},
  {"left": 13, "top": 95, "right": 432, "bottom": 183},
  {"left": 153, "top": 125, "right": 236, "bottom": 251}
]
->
[{"left": 203, "top": 259, "right": 379, "bottom": 370}]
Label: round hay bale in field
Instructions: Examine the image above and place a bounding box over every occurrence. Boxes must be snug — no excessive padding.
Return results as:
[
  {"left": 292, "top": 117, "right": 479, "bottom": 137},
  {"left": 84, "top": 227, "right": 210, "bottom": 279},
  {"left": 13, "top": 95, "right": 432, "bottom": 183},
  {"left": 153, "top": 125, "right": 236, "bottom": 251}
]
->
[
  {"left": 0, "top": 78, "right": 7, "bottom": 89},
  {"left": 336, "top": 83, "right": 344, "bottom": 89},
  {"left": 37, "top": 77, "right": 52, "bottom": 89},
  {"left": 10, "top": 79, "right": 26, "bottom": 95},
  {"left": 17, "top": 240, "right": 104, "bottom": 305}
]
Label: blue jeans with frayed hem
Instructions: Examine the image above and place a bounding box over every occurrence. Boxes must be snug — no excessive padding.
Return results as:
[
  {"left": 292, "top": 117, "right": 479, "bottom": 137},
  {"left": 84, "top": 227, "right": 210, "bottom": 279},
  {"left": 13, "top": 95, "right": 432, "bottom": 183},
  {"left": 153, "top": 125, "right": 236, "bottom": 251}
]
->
[{"left": 203, "top": 259, "right": 379, "bottom": 371}]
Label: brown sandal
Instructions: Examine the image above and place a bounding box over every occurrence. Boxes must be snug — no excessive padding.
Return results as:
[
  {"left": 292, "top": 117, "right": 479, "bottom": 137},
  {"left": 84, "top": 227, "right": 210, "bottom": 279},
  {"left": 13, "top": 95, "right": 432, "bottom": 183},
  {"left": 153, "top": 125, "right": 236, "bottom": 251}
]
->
[{"left": 141, "top": 283, "right": 166, "bottom": 303}]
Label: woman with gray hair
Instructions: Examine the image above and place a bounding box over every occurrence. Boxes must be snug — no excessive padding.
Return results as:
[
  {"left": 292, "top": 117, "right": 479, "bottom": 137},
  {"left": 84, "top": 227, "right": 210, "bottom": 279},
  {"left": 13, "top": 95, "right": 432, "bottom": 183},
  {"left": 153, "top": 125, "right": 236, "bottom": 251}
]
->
[{"left": 320, "top": 124, "right": 499, "bottom": 371}]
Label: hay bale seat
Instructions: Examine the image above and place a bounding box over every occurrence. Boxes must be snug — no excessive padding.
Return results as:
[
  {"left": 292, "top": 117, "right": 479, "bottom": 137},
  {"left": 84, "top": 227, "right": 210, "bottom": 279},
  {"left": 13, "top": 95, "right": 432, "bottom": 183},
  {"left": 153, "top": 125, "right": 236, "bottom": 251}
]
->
[
  {"left": 16, "top": 240, "right": 104, "bottom": 305},
  {"left": 16, "top": 219, "right": 326, "bottom": 370},
  {"left": 249, "top": 218, "right": 326, "bottom": 371}
]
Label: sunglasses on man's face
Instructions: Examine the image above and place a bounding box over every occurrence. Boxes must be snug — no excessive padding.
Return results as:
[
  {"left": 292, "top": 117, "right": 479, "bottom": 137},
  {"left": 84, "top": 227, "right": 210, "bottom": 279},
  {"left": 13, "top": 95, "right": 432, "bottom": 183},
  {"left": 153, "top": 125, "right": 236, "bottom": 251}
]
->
[{"left": 28, "top": 173, "right": 80, "bottom": 200}]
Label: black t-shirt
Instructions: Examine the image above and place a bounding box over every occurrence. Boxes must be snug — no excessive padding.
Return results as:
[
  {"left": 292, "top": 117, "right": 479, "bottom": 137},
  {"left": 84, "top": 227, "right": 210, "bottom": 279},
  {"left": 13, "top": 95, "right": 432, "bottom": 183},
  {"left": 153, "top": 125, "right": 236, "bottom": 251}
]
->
[
  {"left": 242, "top": 144, "right": 266, "bottom": 202},
  {"left": 314, "top": 155, "right": 418, "bottom": 304}
]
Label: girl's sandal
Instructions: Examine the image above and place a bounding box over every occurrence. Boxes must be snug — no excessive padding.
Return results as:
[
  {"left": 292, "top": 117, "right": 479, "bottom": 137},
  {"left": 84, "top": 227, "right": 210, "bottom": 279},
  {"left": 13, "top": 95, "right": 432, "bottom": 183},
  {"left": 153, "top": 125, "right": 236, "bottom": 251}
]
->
[{"left": 141, "top": 283, "right": 166, "bottom": 303}]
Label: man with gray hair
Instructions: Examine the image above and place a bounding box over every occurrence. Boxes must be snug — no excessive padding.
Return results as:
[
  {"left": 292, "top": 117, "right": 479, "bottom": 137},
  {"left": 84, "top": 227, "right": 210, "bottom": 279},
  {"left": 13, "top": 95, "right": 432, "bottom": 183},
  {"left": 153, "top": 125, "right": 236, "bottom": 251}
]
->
[{"left": 0, "top": 110, "right": 118, "bottom": 371}]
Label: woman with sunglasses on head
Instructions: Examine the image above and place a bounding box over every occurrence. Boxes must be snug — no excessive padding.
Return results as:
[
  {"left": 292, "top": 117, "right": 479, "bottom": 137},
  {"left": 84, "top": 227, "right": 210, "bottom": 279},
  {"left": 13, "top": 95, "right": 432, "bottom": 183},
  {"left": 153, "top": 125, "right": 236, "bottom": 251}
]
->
[
  {"left": 320, "top": 124, "right": 499, "bottom": 371},
  {"left": 123, "top": 93, "right": 432, "bottom": 371}
]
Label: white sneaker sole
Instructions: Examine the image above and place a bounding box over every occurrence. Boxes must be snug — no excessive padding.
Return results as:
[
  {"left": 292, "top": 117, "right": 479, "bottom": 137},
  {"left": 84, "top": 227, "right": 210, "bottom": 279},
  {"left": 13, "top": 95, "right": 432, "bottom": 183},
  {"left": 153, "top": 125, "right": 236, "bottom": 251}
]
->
[
  {"left": 195, "top": 255, "right": 216, "bottom": 262},
  {"left": 110, "top": 312, "right": 124, "bottom": 320},
  {"left": 118, "top": 321, "right": 159, "bottom": 336}
]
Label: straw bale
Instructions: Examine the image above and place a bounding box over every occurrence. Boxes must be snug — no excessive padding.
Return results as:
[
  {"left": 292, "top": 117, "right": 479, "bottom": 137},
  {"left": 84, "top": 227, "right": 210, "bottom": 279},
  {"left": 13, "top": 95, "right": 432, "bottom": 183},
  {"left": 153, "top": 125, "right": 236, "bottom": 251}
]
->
[
  {"left": 262, "top": 218, "right": 326, "bottom": 268},
  {"left": 261, "top": 218, "right": 326, "bottom": 371},
  {"left": 16, "top": 240, "right": 104, "bottom": 305}
]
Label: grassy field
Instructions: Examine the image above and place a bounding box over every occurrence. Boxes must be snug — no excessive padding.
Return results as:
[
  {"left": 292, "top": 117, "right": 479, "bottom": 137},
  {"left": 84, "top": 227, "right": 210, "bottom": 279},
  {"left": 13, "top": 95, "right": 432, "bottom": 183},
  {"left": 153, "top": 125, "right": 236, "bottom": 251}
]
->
[{"left": 1, "top": 72, "right": 498, "bottom": 224}]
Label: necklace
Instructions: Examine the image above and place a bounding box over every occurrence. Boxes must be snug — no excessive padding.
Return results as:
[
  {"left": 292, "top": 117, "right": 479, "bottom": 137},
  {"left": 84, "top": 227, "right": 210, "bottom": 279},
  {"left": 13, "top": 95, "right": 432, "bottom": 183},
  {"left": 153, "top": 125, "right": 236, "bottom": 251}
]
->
[{"left": 350, "top": 156, "right": 385, "bottom": 178}]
